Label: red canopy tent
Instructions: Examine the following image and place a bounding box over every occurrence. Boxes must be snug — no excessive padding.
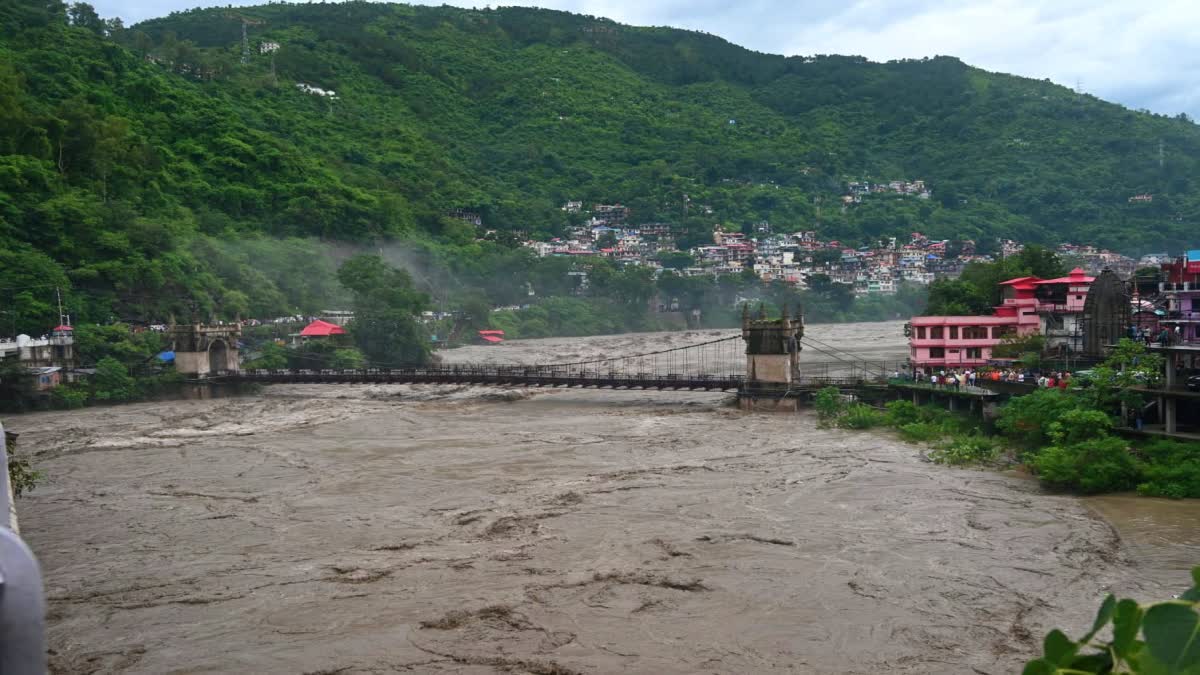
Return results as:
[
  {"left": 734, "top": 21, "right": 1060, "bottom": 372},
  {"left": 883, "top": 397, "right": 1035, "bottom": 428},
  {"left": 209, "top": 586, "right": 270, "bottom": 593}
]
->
[
  {"left": 300, "top": 320, "right": 347, "bottom": 337},
  {"left": 478, "top": 329, "right": 505, "bottom": 343}
]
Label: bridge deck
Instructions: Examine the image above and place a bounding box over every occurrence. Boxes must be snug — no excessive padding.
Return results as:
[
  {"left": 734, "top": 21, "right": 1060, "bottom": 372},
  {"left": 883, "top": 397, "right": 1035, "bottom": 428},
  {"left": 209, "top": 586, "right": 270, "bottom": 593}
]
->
[{"left": 220, "top": 368, "right": 892, "bottom": 393}]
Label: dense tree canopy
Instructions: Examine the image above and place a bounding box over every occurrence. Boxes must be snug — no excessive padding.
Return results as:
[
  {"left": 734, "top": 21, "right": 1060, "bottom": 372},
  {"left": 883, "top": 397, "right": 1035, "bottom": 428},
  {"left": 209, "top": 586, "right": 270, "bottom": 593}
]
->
[{"left": 2, "top": 1, "right": 1199, "bottom": 336}]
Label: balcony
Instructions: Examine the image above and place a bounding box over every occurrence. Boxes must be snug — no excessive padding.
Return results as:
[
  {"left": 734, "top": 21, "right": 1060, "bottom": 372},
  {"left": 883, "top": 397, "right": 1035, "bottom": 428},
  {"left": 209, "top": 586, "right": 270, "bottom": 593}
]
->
[
  {"left": 1160, "top": 282, "right": 1198, "bottom": 293},
  {"left": 1164, "top": 310, "right": 1200, "bottom": 322}
]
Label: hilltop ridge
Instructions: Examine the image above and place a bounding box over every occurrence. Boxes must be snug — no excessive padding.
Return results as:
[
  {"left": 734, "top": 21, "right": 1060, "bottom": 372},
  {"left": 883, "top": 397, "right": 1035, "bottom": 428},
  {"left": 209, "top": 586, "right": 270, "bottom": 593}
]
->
[{"left": 1, "top": 1, "right": 1198, "bottom": 328}]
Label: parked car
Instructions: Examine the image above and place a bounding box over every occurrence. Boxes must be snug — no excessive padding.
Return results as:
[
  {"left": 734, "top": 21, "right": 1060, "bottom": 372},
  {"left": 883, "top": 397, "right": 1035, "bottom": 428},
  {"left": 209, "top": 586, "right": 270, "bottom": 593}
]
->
[{"left": 1188, "top": 374, "right": 1200, "bottom": 392}]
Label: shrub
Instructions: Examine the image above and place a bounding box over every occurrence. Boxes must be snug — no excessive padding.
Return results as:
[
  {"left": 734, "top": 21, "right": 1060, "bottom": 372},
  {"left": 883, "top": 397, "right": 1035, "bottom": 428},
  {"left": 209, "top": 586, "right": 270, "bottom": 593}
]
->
[
  {"left": 884, "top": 400, "right": 921, "bottom": 427},
  {"left": 930, "top": 433, "right": 1000, "bottom": 465},
  {"left": 812, "top": 387, "right": 844, "bottom": 426},
  {"left": 839, "top": 404, "right": 884, "bottom": 429},
  {"left": 330, "top": 348, "right": 366, "bottom": 369},
  {"left": 92, "top": 356, "right": 138, "bottom": 402},
  {"left": 1047, "top": 409, "right": 1113, "bottom": 446},
  {"left": 1135, "top": 440, "right": 1200, "bottom": 499},
  {"left": 51, "top": 384, "right": 88, "bottom": 409},
  {"left": 1032, "top": 436, "right": 1142, "bottom": 494},
  {"left": 5, "top": 434, "right": 41, "bottom": 498},
  {"left": 898, "top": 422, "right": 944, "bottom": 443},
  {"left": 996, "top": 388, "right": 1084, "bottom": 449}
]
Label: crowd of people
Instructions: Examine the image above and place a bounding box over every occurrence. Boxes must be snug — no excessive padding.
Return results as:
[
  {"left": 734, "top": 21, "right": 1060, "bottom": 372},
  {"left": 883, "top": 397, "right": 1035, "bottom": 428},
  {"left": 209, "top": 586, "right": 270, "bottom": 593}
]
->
[
  {"left": 1130, "top": 324, "right": 1184, "bottom": 346},
  {"left": 896, "top": 368, "right": 1073, "bottom": 391}
]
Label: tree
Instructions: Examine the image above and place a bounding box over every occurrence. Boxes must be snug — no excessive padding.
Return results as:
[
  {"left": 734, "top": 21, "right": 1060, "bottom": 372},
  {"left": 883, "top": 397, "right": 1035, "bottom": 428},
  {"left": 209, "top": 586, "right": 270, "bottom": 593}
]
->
[
  {"left": 92, "top": 356, "right": 137, "bottom": 401},
  {"left": 656, "top": 250, "right": 694, "bottom": 269},
  {"left": 67, "top": 2, "right": 104, "bottom": 34},
  {"left": 330, "top": 347, "right": 366, "bottom": 369},
  {"left": 338, "top": 255, "right": 430, "bottom": 365}
]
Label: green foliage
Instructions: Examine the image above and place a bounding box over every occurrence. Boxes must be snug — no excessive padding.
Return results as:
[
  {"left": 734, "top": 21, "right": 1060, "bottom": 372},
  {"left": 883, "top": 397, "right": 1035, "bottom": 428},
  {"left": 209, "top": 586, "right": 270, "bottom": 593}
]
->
[
  {"left": 1137, "top": 441, "right": 1200, "bottom": 499},
  {"left": 246, "top": 341, "right": 289, "bottom": 370},
  {"left": 1032, "top": 436, "right": 1142, "bottom": 494},
  {"left": 339, "top": 254, "right": 430, "bottom": 366},
  {"left": 996, "top": 388, "right": 1086, "bottom": 450},
  {"left": 330, "top": 348, "right": 366, "bottom": 369},
  {"left": 3, "top": 1, "right": 1200, "bottom": 338},
  {"left": 4, "top": 432, "right": 41, "bottom": 498},
  {"left": 992, "top": 333, "right": 1046, "bottom": 360},
  {"left": 74, "top": 323, "right": 164, "bottom": 367},
  {"left": 1077, "top": 339, "right": 1165, "bottom": 411},
  {"left": 883, "top": 400, "right": 922, "bottom": 427},
  {"left": 50, "top": 384, "right": 88, "bottom": 409},
  {"left": 91, "top": 356, "right": 138, "bottom": 401},
  {"left": 926, "top": 246, "right": 1066, "bottom": 315},
  {"left": 838, "top": 403, "right": 884, "bottom": 429},
  {"left": 1024, "top": 566, "right": 1200, "bottom": 674},
  {"left": 897, "top": 421, "right": 945, "bottom": 443},
  {"left": 813, "top": 387, "right": 844, "bottom": 426},
  {"left": 929, "top": 433, "right": 999, "bottom": 465}
]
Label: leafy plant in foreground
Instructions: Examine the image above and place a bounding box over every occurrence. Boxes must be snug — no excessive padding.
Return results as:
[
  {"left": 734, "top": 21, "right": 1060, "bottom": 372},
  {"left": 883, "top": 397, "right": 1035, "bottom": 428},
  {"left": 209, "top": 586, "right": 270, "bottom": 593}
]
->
[{"left": 1025, "top": 566, "right": 1200, "bottom": 674}]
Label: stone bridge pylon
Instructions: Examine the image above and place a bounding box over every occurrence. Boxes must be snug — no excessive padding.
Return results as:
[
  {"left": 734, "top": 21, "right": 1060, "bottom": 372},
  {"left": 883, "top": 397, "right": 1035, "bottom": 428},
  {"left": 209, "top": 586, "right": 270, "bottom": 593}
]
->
[
  {"left": 739, "top": 304, "right": 804, "bottom": 411},
  {"left": 167, "top": 323, "right": 241, "bottom": 378}
]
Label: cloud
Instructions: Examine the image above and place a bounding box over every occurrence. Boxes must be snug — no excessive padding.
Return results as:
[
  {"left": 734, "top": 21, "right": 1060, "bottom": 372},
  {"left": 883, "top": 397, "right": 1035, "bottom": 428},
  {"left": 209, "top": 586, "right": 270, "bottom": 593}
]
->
[{"left": 91, "top": 0, "right": 1199, "bottom": 119}]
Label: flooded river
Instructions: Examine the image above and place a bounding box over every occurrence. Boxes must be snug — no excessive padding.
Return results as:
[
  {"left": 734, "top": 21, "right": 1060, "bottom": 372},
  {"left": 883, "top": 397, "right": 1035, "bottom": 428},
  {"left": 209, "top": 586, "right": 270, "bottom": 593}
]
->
[{"left": 11, "top": 322, "right": 1198, "bottom": 674}]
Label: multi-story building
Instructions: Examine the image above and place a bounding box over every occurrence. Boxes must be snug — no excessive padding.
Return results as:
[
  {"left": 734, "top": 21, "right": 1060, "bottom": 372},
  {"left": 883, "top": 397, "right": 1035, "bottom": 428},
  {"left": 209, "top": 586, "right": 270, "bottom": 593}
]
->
[
  {"left": 1161, "top": 251, "right": 1200, "bottom": 344},
  {"left": 1032, "top": 268, "right": 1094, "bottom": 353},
  {"left": 0, "top": 325, "right": 77, "bottom": 390},
  {"left": 908, "top": 274, "right": 1066, "bottom": 370}
]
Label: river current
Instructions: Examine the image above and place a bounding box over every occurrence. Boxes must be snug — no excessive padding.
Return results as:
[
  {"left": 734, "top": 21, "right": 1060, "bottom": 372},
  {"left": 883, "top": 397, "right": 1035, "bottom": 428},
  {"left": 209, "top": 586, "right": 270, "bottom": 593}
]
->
[{"left": 13, "top": 321, "right": 1198, "bottom": 674}]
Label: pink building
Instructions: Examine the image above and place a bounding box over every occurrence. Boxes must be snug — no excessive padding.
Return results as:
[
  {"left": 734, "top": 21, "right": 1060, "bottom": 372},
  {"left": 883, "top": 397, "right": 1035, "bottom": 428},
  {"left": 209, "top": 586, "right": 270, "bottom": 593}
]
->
[{"left": 908, "top": 269, "right": 1095, "bottom": 369}]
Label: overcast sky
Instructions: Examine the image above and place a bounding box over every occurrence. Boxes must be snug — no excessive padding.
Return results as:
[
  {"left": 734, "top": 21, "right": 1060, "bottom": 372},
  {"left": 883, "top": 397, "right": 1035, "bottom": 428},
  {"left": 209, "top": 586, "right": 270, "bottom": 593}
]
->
[{"left": 91, "top": 0, "right": 1200, "bottom": 120}]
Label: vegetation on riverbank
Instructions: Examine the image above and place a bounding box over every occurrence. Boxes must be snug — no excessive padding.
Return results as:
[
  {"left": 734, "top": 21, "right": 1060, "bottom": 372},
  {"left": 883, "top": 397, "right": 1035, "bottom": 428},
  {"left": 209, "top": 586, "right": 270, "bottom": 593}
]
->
[{"left": 815, "top": 340, "right": 1200, "bottom": 499}]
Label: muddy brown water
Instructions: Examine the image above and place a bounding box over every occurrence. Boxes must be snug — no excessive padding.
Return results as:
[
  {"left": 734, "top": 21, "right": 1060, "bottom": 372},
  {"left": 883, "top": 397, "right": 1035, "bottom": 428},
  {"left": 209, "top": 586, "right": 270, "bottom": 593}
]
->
[{"left": 11, "top": 322, "right": 1197, "bottom": 674}]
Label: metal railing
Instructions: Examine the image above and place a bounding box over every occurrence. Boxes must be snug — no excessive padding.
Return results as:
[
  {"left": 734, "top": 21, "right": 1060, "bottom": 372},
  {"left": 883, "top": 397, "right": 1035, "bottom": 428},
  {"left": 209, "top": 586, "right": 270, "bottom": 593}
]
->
[{"left": 0, "top": 420, "right": 47, "bottom": 673}]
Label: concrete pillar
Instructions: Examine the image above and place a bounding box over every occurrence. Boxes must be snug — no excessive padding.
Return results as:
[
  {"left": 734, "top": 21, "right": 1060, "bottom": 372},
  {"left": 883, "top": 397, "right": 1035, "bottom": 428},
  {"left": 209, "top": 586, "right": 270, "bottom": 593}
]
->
[
  {"left": 1165, "top": 397, "right": 1178, "bottom": 434},
  {"left": 912, "top": 391, "right": 919, "bottom": 406},
  {"left": 948, "top": 396, "right": 958, "bottom": 412}
]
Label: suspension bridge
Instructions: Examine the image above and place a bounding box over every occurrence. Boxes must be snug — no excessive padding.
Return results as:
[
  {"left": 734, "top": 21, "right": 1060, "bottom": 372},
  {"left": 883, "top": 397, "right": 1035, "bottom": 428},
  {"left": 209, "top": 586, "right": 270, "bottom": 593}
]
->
[{"left": 220, "top": 328, "right": 908, "bottom": 399}]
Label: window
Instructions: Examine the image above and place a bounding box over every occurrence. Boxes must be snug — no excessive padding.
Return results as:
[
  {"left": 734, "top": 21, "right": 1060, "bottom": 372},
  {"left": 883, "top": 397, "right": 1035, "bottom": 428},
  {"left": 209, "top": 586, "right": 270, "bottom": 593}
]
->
[
  {"left": 993, "top": 325, "right": 1015, "bottom": 338},
  {"left": 929, "top": 347, "right": 945, "bottom": 358},
  {"left": 916, "top": 326, "right": 926, "bottom": 339},
  {"left": 966, "top": 348, "right": 982, "bottom": 359},
  {"left": 963, "top": 326, "right": 989, "bottom": 340},
  {"left": 930, "top": 327, "right": 944, "bottom": 339},
  {"left": 949, "top": 326, "right": 959, "bottom": 339}
]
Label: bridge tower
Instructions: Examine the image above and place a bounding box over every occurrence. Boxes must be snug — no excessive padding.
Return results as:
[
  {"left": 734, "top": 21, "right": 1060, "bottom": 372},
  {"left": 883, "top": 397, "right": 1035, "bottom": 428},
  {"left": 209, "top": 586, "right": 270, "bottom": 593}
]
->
[
  {"left": 168, "top": 323, "right": 241, "bottom": 378},
  {"left": 740, "top": 304, "right": 803, "bottom": 411}
]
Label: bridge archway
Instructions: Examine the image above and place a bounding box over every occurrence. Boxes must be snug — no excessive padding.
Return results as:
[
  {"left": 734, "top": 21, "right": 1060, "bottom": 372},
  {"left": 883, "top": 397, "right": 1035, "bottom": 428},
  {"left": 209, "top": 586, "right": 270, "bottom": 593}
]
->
[{"left": 208, "top": 339, "right": 230, "bottom": 375}]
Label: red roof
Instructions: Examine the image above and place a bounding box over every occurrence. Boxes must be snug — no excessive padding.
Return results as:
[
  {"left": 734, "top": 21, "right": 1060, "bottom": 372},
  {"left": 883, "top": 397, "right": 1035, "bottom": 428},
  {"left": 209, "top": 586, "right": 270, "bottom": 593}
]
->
[
  {"left": 478, "top": 330, "right": 505, "bottom": 336},
  {"left": 480, "top": 335, "right": 504, "bottom": 343},
  {"left": 53, "top": 325, "right": 74, "bottom": 331},
  {"left": 998, "top": 276, "right": 1042, "bottom": 291},
  {"left": 1034, "top": 268, "right": 1095, "bottom": 285},
  {"left": 299, "top": 319, "right": 347, "bottom": 337}
]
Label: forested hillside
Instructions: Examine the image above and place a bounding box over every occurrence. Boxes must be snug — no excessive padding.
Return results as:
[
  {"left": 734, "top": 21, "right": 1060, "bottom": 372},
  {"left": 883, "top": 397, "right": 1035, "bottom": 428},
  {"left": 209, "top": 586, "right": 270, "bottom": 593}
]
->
[{"left": 3, "top": 0, "right": 1199, "bottom": 334}]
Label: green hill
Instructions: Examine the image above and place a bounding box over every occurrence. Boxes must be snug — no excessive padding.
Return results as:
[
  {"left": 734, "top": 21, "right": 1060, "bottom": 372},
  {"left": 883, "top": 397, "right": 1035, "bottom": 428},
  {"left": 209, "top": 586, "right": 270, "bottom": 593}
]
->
[{"left": 2, "top": 1, "right": 1198, "bottom": 333}]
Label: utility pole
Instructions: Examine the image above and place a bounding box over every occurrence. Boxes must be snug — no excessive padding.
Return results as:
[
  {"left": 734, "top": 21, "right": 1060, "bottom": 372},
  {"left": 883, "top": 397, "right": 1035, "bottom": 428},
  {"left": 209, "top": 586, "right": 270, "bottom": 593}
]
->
[
  {"left": 55, "top": 286, "right": 65, "bottom": 327},
  {"left": 1159, "top": 138, "right": 1165, "bottom": 170}
]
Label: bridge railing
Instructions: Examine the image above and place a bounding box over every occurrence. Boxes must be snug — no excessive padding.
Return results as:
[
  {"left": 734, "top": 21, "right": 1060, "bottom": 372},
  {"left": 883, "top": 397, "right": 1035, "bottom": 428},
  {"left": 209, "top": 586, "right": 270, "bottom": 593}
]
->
[{"left": 0, "top": 420, "right": 48, "bottom": 673}]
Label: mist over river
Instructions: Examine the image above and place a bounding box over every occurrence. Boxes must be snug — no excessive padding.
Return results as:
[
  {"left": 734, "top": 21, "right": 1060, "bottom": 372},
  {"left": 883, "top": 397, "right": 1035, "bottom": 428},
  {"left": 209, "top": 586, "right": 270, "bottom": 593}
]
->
[{"left": 12, "top": 322, "right": 1198, "bottom": 674}]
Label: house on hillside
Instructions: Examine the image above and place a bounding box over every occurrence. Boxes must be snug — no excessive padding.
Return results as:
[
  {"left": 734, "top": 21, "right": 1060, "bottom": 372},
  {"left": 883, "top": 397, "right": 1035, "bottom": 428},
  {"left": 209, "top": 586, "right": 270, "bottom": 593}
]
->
[{"left": 294, "top": 319, "right": 347, "bottom": 346}]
